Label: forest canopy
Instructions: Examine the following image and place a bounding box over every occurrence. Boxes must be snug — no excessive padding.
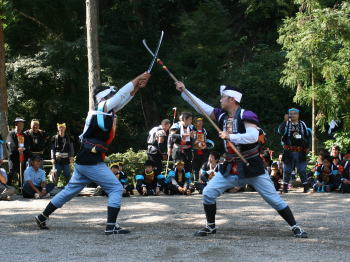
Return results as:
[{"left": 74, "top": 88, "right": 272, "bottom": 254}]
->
[{"left": 1, "top": 0, "right": 349, "bottom": 153}]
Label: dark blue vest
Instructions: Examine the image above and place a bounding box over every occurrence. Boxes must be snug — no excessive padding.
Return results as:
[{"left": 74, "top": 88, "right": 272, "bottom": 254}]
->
[
  {"left": 218, "top": 108, "right": 265, "bottom": 177},
  {"left": 76, "top": 111, "right": 114, "bottom": 165}
]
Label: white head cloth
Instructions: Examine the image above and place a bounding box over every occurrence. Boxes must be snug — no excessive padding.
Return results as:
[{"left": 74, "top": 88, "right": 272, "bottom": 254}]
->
[
  {"left": 220, "top": 85, "right": 242, "bottom": 103},
  {"left": 95, "top": 86, "right": 116, "bottom": 103}
]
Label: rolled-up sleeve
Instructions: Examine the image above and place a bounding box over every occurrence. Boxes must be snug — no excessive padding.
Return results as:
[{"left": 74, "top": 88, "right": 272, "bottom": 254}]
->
[
  {"left": 105, "top": 82, "right": 135, "bottom": 112},
  {"left": 229, "top": 125, "right": 259, "bottom": 144}
]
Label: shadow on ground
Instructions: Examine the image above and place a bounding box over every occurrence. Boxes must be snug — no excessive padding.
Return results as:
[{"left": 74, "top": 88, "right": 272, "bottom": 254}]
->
[{"left": 1, "top": 191, "right": 349, "bottom": 262}]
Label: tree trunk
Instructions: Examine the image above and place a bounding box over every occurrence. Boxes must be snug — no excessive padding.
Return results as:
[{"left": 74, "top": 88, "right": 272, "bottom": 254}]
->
[
  {"left": 0, "top": 21, "right": 9, "bottom": 156},
  {"left": 311, "top": 63, "right": 316, "bottom": 155},
  {"left": 86, "top": 0, "right": 101, "bottom": 110}
]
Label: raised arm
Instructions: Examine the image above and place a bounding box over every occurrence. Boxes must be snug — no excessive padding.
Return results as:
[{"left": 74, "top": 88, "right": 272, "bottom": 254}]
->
[
  {"left": 105, "top": 72, "right": 151, "bottom": 112},
  {"left": 175, "top": 81, "right": 216, "bottom": 121}
]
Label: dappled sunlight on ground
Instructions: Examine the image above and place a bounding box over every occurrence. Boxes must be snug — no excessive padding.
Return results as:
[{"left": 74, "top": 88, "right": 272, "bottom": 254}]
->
[{"left": 1, "top": 191, "right": 350, "bottom": 261}]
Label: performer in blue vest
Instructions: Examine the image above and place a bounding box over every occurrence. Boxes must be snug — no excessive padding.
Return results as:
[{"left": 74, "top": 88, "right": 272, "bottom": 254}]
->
[
  {"left": 35, "top": 72, "right": 151, "bottom": 235},
  {"left": 175, "top": 81, "right": 308, "bottom": 238}
]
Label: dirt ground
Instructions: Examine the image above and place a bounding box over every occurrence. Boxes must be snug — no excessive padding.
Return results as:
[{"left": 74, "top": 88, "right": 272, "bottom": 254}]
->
[{"left": 1, "top": 190, "right": 350, "bottom": 262}]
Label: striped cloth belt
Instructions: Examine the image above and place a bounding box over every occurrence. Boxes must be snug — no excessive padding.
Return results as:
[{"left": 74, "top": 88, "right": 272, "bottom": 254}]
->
[
  {"left": 174, "top": 144, "right": 191, "bottom": 150},
  {"left": 55, "top": 152, "right": 69, "bottom": 158},
  {"left": 225, "top": 145, "right": 260, "bottom": 161},
  {"left": 283, "top": 145, "right": 306, "bottom": 152}
]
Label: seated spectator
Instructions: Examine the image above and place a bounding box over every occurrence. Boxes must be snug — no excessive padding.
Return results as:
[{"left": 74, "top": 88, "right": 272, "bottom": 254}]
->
[
  {"left": 342, "top": 149, "right": 350, "bottom": 162},
  {"left": 306, "top": 151, "right": 328, "bottom": 189},
  {"left": 195, "top": 152, "right": 220, "bottom": 194},
  {"left": 23, "top": 155, "right": 54, "bottom": 198},
  {"left": 313, "top": 156, "right": 338, "bottom": 192},
  {"left": 262, "top": 150, "right": 273, "bottom": 174},
  {"left": 330, "top": 145, "right": 343, "bottom": 162},
  {"left": 339, "top": 159, "right": 350, "bottom": 193},
  {"left": 0, "top": 167, "right": 16, "bottom": 200},
  {"left": 135, "top": 160, "right": 165, "bottom": 196},
  {"left": 166, "top": 160, "right": 194, "bottom": 195},
  {"left": 310, "top": 151, "right": 329, "bottom": 175},
  {"left": 270, "top": 153, "right": 284, "bottom": 191},
  {"left": 110, "top": 162, "right": 134, "bottom": 197},
  {"left": 332, "top": 156, "right": 344, "bottom": 187}
]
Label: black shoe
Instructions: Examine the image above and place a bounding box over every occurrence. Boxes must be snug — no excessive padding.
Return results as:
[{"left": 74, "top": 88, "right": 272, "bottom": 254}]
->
[
  {"left": 282, "top": 184, "right": 288, "bottom": 193},
  {"left": 194, "top": 225, "right": 216, "bottom": 236},
  {"left": 291, "top": 225, "right": 308, "bottom": 238},
  {"left": 303, "top": 184, "right": 309, "bottom": 193},
  {"left": 35, "top": 215, "right": 49, "bottom": 230},
  {"left": 105, "top": 225, "right": 130, "bottom": 235}
]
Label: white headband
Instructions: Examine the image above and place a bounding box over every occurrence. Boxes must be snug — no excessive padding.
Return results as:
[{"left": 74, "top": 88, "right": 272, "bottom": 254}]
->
[
  {"left": 220, "top": 85, "right": 242, "bottom": 103},
  {"left": 95, "top": 86, "right": 116, "bottom": 103}
]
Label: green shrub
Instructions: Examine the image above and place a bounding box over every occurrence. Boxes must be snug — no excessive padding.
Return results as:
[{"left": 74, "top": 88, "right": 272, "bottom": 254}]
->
[
  {"left": 106, "top": 148, "right": 148, "bottom": 181},
  {"left": 324, "top": 131, "right": 350, "bottom": 153}
]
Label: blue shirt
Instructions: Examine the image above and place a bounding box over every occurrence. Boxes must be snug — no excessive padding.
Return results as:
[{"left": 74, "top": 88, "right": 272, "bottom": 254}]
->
[
  {"left": 24, "top": 166, "right": 46, "bottom": 186},
  {"left": 0, "top": 139, "right": 4, "bottom": 160}
]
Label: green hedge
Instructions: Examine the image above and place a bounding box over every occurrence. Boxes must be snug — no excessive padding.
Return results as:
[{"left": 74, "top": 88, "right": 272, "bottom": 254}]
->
[{"left": 106, "top": 148, "right": 148, "bottom": 181}]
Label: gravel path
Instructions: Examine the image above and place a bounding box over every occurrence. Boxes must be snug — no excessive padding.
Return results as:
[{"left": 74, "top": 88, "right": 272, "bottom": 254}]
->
[{"left": 1, "top": 190, "right": 350, "bottom": 262}]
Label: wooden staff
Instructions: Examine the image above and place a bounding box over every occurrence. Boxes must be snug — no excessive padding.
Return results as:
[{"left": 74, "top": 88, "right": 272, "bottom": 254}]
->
[
  {"left": 155, "top": 59, "right": 249, "bottom": 166},
  {"left": 164, "top": 107, "right": 177, "bottom": 176}
]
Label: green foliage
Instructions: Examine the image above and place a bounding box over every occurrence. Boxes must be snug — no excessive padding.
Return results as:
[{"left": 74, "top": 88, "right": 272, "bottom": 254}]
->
[
  {"left": 324, "top": 131, "right": 350, "bottom": 152},
  {"left": 174, "top": 0, "right": 232, "bottom": 90},
  {"left": 0, "top": 0, "right": 16, "bottom": 28},
  {"left": 4, "top": 0, "right": 347, "bottom": 155},
  {"left": 6, "top": 45, "right": 87, "bottom": 137},
  {"left": 278, "top": 2, "right": 350, "bottom": 132},
  {"left": 107, "top": 148, "right": 148, "bottom": 178},
  {"left": 222, "top": 44, "right": 296, "bottom": 152},
  {"left": 241, "top": 0, "right": 296, "bottom": 19}
]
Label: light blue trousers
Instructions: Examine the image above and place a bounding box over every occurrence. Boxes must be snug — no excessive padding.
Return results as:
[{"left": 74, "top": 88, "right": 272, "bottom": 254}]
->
[
  {"left": 51, "top": 163, "right": 123, "bottom": 208},
  {"left": 203, "top": 171, "right": 287, "bottom": 211}
]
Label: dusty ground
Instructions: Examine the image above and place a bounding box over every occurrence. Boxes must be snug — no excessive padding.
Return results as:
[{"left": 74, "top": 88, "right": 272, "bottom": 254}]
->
[{"left": 1, "top": 190, "right": 350, "bottom": 262}]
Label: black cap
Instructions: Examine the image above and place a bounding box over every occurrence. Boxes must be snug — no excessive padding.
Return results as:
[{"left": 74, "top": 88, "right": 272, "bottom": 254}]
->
[
  {"left": 144, "top": 160, "right": 154, "bottom": 167},
  {"left": 31, "top": 155, "right": 42, "bottom": 162}
]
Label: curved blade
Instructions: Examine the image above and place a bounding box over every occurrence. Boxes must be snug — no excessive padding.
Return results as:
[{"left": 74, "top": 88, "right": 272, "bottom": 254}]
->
[
  {"left": 142, "top": 39, "right": 155, "bottom": 57},
  {"left": 147, "top": 31, "right": 164, "bottom": 73}
]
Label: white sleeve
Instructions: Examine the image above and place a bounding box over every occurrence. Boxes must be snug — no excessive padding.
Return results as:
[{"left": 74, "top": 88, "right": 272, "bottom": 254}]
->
[
  {"left": 105, "top": 82, "right": 135, "bottom": 112},
  {"left": 181, "top": 90, "right": 213, "bottom": 116},
  {"left": 229, "top": 124, "right": 259, "bottom": 144}
]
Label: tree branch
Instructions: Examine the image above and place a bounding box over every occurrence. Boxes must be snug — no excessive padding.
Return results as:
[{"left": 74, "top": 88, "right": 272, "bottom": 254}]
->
[{"left": 15, "top": 9, "right": 51, "bottom": 32}]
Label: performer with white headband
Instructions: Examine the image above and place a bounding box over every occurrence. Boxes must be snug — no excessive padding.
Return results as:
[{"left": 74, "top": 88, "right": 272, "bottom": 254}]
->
[
  {"left": 175, "top": 81, "right": 308, "bottom": 238},
  {"left": 35, "top": 72, "right": 151, "bottom": 235}
]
